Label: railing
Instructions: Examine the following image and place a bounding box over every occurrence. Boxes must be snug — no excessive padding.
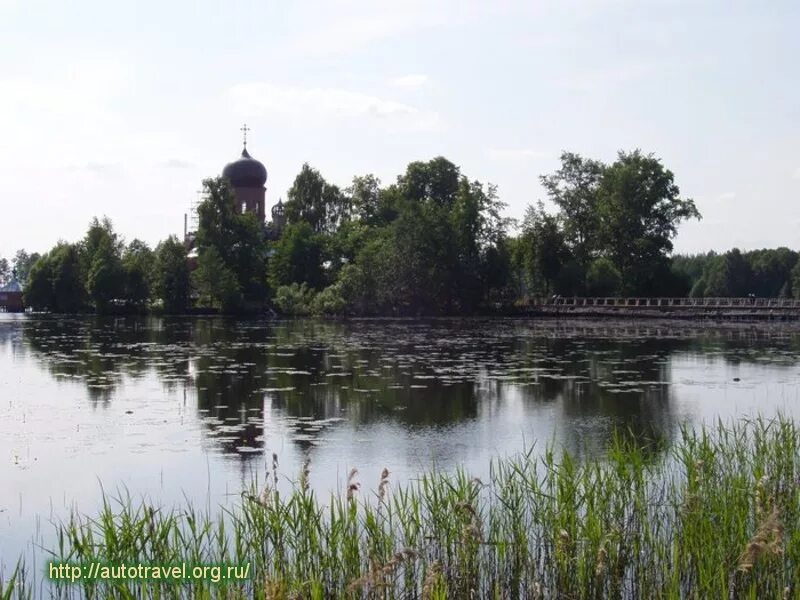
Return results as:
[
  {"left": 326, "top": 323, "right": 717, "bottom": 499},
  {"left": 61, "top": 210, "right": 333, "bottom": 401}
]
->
[{"left": 529, "top": 297, "right": 800, "bottom": 309}]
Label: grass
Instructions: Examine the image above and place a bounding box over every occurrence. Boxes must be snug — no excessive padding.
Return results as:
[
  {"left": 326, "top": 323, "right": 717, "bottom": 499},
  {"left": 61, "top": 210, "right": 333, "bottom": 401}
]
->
[{"left": 2, "top": 416, "right": 798, "bottom": 599}]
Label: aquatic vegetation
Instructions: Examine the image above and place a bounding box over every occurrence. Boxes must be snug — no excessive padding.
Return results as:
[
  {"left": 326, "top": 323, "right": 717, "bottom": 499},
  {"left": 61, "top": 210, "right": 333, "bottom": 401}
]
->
[{"left": 3, "top": 415, "right": 798, "bottom": 599}]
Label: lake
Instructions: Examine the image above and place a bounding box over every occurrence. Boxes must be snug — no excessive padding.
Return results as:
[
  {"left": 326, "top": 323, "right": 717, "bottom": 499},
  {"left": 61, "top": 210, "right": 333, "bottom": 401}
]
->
[{"left": 2, "top": 315, "right": 800, "bottom": 576}]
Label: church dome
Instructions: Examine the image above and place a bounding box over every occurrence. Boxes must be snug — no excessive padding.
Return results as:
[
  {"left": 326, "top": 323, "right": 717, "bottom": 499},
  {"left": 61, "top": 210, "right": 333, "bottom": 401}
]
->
[{"left": 222, "top": 148, "right": 267, "bottom": 188}]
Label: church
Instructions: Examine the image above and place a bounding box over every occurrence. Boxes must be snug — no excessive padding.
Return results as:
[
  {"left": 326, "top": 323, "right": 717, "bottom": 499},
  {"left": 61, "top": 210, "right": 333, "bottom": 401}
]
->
[{"left": 185, "top": 125, "right": 286, "bottom": 249}]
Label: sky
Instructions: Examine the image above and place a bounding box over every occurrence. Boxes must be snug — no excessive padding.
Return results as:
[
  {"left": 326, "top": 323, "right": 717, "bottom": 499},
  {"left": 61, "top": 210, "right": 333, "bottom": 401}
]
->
[{"left": 1, "top": 0, "right": 798, "bottom": 260}]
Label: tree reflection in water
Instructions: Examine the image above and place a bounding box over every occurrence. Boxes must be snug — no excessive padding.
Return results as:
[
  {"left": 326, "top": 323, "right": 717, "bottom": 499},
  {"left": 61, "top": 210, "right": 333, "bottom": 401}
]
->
[{"left": 18, "top": 317, "right": 800, "bottom": 463}]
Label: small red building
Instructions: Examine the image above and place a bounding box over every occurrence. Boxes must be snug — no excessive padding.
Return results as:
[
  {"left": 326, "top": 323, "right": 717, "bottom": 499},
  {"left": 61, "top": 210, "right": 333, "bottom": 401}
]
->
[{"left": 0, "top": 279, "right": 24, "bottom": 313}]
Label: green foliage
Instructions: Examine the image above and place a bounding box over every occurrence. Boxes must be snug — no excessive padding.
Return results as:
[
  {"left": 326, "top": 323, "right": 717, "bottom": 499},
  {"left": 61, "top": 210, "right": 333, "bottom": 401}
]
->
[
  {"left": 196, "top": 177, "right": 267, "bottom": 308},
  {"left": 674, "top": 248, "right": 800, "bottom": 299},
  {"left": 285, "top": 163, "right": 350, "bottom": 234},
  {"left": 520, "top": 150, "right": 702, "bottom": 298},
  {"left": 35, "top": 151, "right": 800, "bottom": 314},
  {"left": 23, "top": 254, "right": 54, "bottom": 310},
  {"left": 0, "top": 258, "right": 9, "bottom": 286},
  {"left": 122, "top": 239, "right": 155, "bottom": 309},
  {"left": 521, "top": 202, "right": 570, "bottom": 295},
  {"left": 347, "top": 174, "right": 385, "bottom": 224},
  {"left": 76, "top": 217, "right": 131, "bottom": 313},
  {"left": 269, "top": 221, "right": 327, "bottom": 291},
  {"left": 11, "top": 250, "right": 40, "bottom": 285},
  {"left": 24, "top": 244, "right": 84, "bottom": 312},
  {"left": 597, "top": 151, "right": 700, "bottom": 294},
  {"left": 154, "top": 236, "right": 190, "bottom": 313},
  {"left": 274, "top": 283, "right": 316, "bottom": 315},
  {"left": 193, "top": 246, "right": 242, "bottom": 311},
  {"left": 540, "top": 151, "right": 604, "bottom": 272},
  {"left": 586, "top": 257, "right": 622, "bottom": 296},
  {"left": 87, "top": 245, "right": 125, "bottom": 313},
  {"left": 18, "top": 416, "right": 800, "bottom": 598},
  {"left": 311, "top": 283, "right": 346, "bottom": 315}
]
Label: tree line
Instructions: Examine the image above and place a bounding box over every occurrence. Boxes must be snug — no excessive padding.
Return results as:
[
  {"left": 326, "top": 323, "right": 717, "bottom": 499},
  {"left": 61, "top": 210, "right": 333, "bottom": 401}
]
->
[{"left": 6, "top": 150, "right": 792, "bottom": 315}]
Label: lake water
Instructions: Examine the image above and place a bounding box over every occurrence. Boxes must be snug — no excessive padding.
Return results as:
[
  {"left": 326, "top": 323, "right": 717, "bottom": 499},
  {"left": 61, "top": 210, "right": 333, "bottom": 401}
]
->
[{"left": 2, "top": 315, "right": 800, "bottom": 576}]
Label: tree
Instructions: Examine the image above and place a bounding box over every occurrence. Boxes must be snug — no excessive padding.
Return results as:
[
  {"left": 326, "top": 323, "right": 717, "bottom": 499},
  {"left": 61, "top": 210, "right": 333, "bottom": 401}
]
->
[
  {"left": 521, "top": 203, "right": 570, "bottom": 295},
  {"left": 154, "top": 236, "right": 191, "bottom": 313},
  {"left": 193, "top": 246, "right": 241, "bottom": 311},
  {"left": 79, "top": 217, "right": 126, "bottom": 311},
  {"left": 285, "top": 164, "right": 350, "bottom": 234},
  {"left": 12, "top": 250, "right": 41, "bottom": 285},
  {"left": 703, "top": 249, "right": 752, "bottom": 297},
  {"left": 0, "top": 258, "right": 9, "bottom": 286},
  {"left": 398, "top": 157, "right": 461, "bottom": 207},
  {"left": 597, "top": 150, "right": 700, "bottom": 294},
  {"left": 123, "top": 239, "right": 155, "bottom": 309},
  {"left": 274, "top": 283, "right": 316, "bottom": 316},
  {"left": 24, "top": 254, "right": 55, "bottom": 310},
  {"left": 746, "top": 248, "right": 797, "bottom": 297},
  {"left": 268, "top": 222, "right": 326, "bottom": 291},
  {"left": 196, "top": 177, "right": 267, "bottom": 307},
  {"left": 540, "top": 152, "right": 604, "bottom": 276},
  {"left": 586, "top": 257, "right": 622, "bottom": 296},
  {"left": 25, "top": 244, "right": 85, "bottom": 312},
  {"left": 86, "top": 238, "right": 125, "bottom": 312},
  {"left": 348, "top": 174, "right": 383, "bottom": 224},
  {"left": 792, "top": 261, "right": 800, "bottom": 300},
  {"left": 81, "top": 217, "right": 123, "bottom": 273}
]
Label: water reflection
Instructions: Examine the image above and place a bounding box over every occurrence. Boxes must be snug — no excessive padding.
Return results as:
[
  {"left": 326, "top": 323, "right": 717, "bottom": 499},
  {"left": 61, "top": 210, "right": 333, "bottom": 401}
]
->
[{"left": 15, "top": 317, "right": 800, "bottom": 465}]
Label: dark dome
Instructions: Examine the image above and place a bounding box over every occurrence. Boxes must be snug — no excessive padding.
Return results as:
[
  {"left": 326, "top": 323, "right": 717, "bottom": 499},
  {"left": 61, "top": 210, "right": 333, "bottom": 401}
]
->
[{"left": 222, "top": 148, "right": 267, "bottom": 187}]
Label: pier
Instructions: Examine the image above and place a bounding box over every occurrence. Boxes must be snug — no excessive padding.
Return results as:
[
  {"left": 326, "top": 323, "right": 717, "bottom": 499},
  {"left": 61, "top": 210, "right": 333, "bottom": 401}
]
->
[{"left": 525, "top": 297, "right": 800, "bottom": 320}]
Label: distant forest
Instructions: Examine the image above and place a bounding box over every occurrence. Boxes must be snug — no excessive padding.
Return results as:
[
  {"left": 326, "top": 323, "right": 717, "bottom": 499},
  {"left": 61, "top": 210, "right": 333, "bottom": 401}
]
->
[{"left": 3, "top": 150, "right": 798, "bottom": 316}]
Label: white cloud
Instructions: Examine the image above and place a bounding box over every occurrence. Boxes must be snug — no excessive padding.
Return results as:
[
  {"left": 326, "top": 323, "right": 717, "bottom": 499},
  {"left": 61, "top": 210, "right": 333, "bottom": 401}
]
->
[
  {"left": 486, "top": 148, "right": 549, "bottom": 161},
  {"left": 228, "top": 82, "right": 440, "bottom": 132},
  {"left": 556, "top": 62, "right": 657, "bottom": 93},
  {"left": 160, "top": 158, "right": 194, "bottom": 169},
  {"left": 716, "top": 191, "right": 736, "bottom": 201},
  {"left": 388, "top": 74, "right": 429, "bottom": 88},
  {"left": 284, "top": 16, "right": 417, "bottom": 57}
]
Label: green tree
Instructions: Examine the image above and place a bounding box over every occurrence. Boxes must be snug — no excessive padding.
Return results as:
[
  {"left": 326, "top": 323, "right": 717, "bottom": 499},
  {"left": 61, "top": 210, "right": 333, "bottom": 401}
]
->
[
  {"left": 193, "top": 246, "right": 241, "bottom": 311},
  {"left": 26, "top": 244, "right": 85, "bottom": 312},
  {"left": 285, "top": 164, "right": 350, "bottom": 234},
  {"left": 24, "top": 254, "right": 55, "bottom": 310},
  {"left": 311, "top": 283, "right": 346, "bottom": 315},
  {"left": 746, "top": 248, "right": 797, "bottom": 297},
  {"left": 597, "top": 150, "right": 700, "bottom": 294},
  {"left": 586, "top": 257, "right": 622, "bottom": 296},
  {"left": 51, "top": 244, "right": 85, "bottom": 312},
  {"left": 268, "top": 221, "right": 326, "bottom": 290},
  {"left": 11, "top": 250, "right": 41, "bottom": 285},
  {"left": 521, "top": 203, "right": 570, "bottom": 295},
  {"left": 123, "top": 239, "right": 155, "bottom": 309},
  {"left": 703, "top": 249, "right": 753, "bottom": 297},
  {"left": 154, "top": 236, "right": 191, "bottom": 313},
  {"left": 79, "top": 217, "right": 126, "bottom": 311},
  {"left": 348, "top": 174, "right": 383, "bottom": 224},
  {"left": 81, "top": 217, "right": 123, "bottom": 273},
  {"left": 540, "top": 152, "right": 604, "bottom": 277},
  {"left": 86, "top": 238, "right": 125, "bottom": 313},
  {"left": 0, "top": 258, "right": 9, "bottom": 286},
  {"left": 274, "top": 282, "right": 316, "bottom": 316},
  {"left": 791, "top": 260, "right": 800, "bottom": 300},
  {"left": 196, "top": 177, "right": 267, "bottom": 308},
  {"left": 398, "top": 157, "right": 460, "bottom": 207}
]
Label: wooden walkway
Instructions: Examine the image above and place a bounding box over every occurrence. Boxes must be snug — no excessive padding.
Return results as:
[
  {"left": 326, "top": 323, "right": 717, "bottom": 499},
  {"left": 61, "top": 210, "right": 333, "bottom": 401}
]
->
[{"left": 525, "top": 297, "right": 800, "bottom": 320}]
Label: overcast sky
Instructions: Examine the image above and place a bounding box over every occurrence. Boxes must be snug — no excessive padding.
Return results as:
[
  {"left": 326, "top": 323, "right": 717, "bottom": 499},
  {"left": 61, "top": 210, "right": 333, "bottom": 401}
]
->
[{"left": 1, "top": 0, "right": 798, "bottom": 260}]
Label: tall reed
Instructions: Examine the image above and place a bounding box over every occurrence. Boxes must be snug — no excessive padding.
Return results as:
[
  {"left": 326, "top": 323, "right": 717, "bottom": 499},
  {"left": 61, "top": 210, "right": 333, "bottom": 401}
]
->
[{"left": 3, "top": 415, "right": 798, "bottom": 599}]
